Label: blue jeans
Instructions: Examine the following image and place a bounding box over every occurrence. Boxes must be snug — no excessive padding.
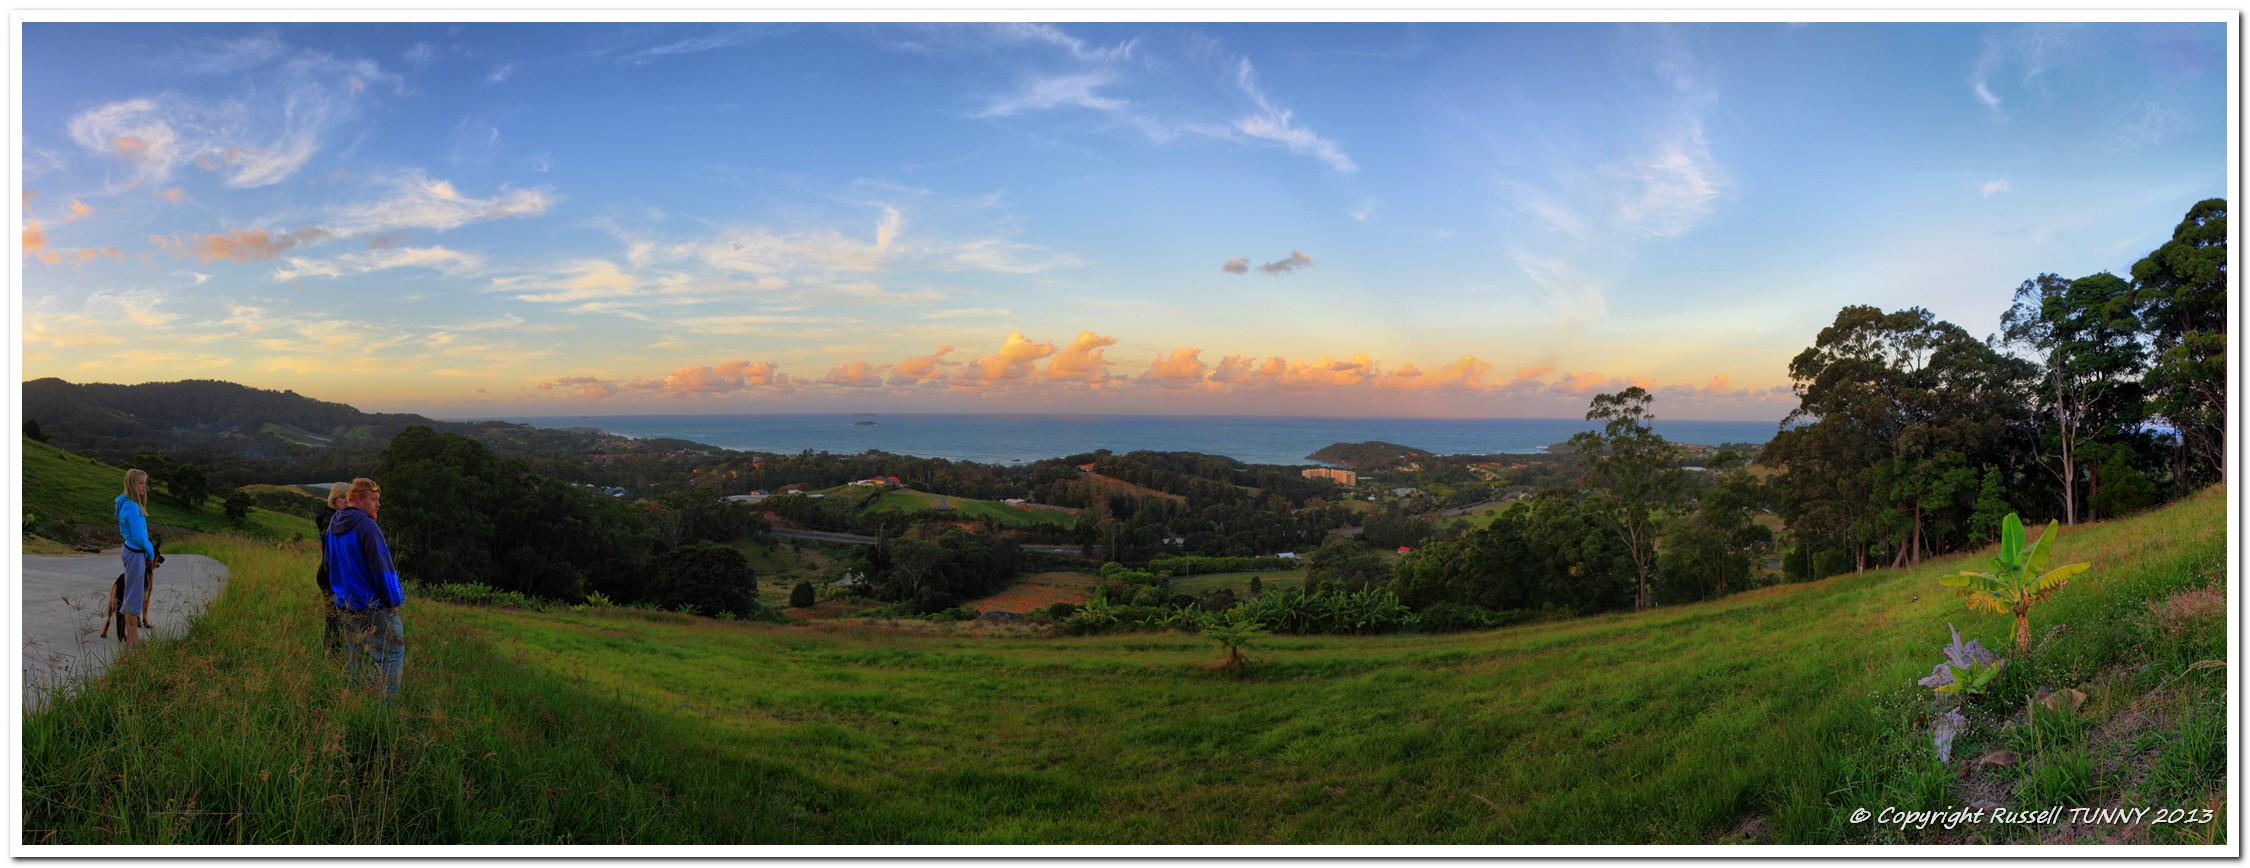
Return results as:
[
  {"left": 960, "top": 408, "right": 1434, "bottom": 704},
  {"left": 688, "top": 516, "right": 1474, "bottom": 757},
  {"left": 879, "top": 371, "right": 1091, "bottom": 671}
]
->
[{"left": 341, "top": 607, "right": 405, "bottom": 702}]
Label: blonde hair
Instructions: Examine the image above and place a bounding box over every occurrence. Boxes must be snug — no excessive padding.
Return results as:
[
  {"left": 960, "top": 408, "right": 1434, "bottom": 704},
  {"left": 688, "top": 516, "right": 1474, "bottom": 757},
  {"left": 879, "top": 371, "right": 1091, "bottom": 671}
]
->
[
  {"left": 122, "top": 468, "right": 149, "bottom": 508},
  {"left": 345, "top": 477, "right": 381, "bottom": 507},
  {"left": 328, "top": 482, "right": 351, "bottom": 509}
]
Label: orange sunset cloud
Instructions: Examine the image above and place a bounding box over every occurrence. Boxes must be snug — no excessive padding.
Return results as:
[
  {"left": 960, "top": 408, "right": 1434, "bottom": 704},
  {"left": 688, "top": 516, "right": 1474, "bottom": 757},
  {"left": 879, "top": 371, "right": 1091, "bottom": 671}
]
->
[
  {"left": 890, "top": 346, "right": 957, "bottom": 384},
  {"left": 959, "top": 332, "right": 1056, "bottom": 383},
  {"left": 159, "top": 226, "right": 332, "bottom": 261},
  {"left": 1044, "top": 331, "right": 1116, "bottom": 383}
]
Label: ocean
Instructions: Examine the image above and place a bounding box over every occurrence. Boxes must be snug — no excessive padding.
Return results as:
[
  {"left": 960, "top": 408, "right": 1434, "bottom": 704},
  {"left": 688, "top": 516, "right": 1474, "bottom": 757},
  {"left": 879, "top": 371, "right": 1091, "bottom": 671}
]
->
[{"left": 493, "top": 414, "right": 1785, "bottom": 467}]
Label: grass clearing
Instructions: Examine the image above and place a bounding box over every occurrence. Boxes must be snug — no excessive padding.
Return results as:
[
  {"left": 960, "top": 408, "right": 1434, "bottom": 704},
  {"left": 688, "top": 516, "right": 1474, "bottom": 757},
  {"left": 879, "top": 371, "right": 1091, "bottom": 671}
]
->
[
  {"left": 1169, "top": 570, "right": 1309, "bottom": 596},
  {"left": 20, "top": 484, "right": 2228, "bottom": 845},
  {"left": 863, "top": 489, "right": 1076, "bottom": 528}
]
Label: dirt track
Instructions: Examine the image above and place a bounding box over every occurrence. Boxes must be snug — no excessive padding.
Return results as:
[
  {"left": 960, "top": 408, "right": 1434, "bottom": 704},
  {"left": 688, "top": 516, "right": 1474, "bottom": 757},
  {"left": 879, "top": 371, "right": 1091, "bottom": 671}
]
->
[{"left": 20, "top": 550, "right": 230, "bottom": 711}]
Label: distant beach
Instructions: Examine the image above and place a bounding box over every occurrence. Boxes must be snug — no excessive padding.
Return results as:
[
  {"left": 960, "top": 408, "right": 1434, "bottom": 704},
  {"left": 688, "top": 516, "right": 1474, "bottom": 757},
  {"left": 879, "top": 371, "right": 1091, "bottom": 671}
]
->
[{"left": 494, "top": 414, "right": 1783, "bottom": 466}]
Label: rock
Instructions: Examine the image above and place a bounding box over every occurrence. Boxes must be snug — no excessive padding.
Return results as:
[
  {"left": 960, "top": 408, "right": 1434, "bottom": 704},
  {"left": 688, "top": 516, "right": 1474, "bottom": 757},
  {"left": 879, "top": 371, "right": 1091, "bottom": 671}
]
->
[{"left": 1933, "top": 708, "right": 1968, "bottom": 763}]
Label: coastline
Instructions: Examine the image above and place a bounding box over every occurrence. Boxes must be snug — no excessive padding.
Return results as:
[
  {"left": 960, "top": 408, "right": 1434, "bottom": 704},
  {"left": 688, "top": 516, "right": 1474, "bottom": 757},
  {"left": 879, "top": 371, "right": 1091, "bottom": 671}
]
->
[{"left": 478, "top": 412, "right": 1781, "bottom": 467}]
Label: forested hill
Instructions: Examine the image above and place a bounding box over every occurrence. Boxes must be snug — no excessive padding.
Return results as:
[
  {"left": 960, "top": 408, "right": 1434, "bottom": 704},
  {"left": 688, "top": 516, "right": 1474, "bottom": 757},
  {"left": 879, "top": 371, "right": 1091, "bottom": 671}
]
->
[
  {"left": 1306, "top": 441, "right": 1435, "bottom": 469},
  {"left": 22, "top": 378, "right": 464, "bottom": 457}
]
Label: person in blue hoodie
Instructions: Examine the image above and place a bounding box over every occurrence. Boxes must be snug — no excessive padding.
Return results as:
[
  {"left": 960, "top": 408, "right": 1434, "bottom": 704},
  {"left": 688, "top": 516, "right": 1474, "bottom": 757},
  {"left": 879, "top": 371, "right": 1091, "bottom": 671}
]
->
[
  {"left": 113, "top": 468, "right": 158, "bottom": 648},
  {"left": 326, "top": 477, "right": 405, "bottom": 701}
]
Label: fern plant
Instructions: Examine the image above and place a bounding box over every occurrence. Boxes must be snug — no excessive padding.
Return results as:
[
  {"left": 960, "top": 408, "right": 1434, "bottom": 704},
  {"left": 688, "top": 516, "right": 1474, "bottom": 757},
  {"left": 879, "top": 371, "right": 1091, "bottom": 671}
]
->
[
  {"left": 1201, "top": 609, "right": 1267, "bottom": 676},
  {"left": 1937, "top": 513, "right": 2090, "bottom": 656}
]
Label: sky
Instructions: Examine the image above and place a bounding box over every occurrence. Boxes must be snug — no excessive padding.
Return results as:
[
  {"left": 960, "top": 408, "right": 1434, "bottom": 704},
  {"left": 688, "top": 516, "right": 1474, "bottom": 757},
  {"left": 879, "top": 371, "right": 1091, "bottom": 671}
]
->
[{"left": 15, "top": 19, "right": 2232, "bottom": 420}]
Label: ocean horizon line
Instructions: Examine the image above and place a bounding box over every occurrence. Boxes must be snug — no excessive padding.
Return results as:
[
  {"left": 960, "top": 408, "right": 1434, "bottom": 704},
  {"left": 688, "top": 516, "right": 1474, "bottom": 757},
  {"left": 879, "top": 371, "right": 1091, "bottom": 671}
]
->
[
  {"left": 451, "top": 413, "right": 1784, "bottom": 466},
  {"left": 467, "top": 411, "right": 1787, "bottom": 425}
]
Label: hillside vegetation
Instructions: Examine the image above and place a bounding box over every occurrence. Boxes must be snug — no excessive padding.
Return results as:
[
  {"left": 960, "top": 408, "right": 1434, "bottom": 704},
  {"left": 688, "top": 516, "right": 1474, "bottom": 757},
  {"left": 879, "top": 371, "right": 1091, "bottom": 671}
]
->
[
  {"left": 20, "top": 474, "right": 2225, "bottom": 844},
  {"left": 21, "top": 437, "right": 315, "bottom": 544}
]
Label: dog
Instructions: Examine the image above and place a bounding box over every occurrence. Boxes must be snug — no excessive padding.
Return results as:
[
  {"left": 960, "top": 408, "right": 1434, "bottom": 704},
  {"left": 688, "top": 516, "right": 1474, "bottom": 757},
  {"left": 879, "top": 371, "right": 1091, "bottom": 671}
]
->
[{"left": 100, "top": 537, "right": 163, "bottom": 640}]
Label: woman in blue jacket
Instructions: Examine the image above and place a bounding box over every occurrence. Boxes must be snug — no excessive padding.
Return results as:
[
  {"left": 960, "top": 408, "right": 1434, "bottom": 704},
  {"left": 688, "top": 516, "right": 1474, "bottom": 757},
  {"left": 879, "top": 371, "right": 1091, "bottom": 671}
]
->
[
  {"left": 113, "top": 469, "right": 157, "bottom": 648},
  {"left": 326, "top": 477, "right": 405, "bottom": 702}
]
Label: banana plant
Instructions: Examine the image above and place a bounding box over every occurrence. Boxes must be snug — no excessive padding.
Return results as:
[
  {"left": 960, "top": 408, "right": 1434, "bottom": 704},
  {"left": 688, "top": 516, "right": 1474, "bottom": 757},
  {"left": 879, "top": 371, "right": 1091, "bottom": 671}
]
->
[
  {"left": 1932, "top": 659, "right": 2004, "bottom": 696},
  {"left": 1937, "top": 513, "right": 2090, "bottom": 656}
]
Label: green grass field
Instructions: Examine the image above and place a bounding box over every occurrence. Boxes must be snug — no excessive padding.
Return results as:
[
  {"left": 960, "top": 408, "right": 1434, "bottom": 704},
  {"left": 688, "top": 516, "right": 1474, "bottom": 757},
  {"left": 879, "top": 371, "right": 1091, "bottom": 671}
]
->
[
  {"left": 862, "top": 489, "right": 1077, "bottom": 528},
  {"left": 1169, "top": 570, "right": 1309, "bottom": 596},
  {"left": 1442, "top": 499, "right": 1521, "bottom": 530},
  {"left": 18, "top": 443, "right": 2230, "bottom": 845}
]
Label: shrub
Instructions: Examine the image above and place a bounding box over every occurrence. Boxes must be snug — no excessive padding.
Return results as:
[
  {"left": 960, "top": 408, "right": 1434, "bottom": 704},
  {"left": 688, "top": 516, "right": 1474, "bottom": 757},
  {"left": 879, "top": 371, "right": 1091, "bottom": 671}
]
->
[
  {"left": 648, "top": 541, "right": 760, "bottom": 618},
  {"left": 789, "top": 581, "right": 816, "bottom": 608},
  {"left": 1201, "top": 589, "right": 1237, "bottom": 612},
  {"left": 1414, "top": 601, "right": 1504, "bottom": 633},
  {"left": 1148, "top": 554, "right": 1297, "bottom": 575},
  {"left": 1046, "top": 602, "right": 1078, "bottom": 620},
  {"left": 913, "top": 588, "right": 958, "bottom": 615},
  {"left": 169, "top": 463, "right": 210, "bottom": 511},
  {"left": 222, "top": 491, "right": 254, "bottom": 526}
]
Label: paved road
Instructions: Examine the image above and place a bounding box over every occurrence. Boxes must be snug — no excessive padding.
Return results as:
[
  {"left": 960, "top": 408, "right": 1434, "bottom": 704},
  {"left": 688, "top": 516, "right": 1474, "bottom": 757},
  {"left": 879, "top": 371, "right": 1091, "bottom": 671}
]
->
[
  {"left": 21, "top": 550, "right": 230, "bottom": 712},
  {"left": 769, "top": 527, "right": 1084, "bottom": 556}
]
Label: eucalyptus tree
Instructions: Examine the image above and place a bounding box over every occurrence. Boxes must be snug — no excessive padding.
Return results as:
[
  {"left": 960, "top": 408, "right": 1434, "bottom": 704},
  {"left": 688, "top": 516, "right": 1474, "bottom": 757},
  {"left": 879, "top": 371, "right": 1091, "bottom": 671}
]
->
[
  {"left": 1568, "top": 387, "right": 1680, "bottom": 609},
  {"left": 2130, "top": 198, "right": 2228, "bottom": 488},
  {"left": 1998, "top": 271, "right": 2148, "bottom": 524},
  {"left": 1766, "top": 306, "right": 2035, "bottom": 571}
]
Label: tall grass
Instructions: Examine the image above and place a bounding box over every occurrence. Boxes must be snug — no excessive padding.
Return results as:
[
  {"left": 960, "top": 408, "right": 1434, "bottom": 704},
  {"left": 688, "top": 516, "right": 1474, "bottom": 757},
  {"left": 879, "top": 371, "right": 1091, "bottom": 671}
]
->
[{"left": 20, "top": 487, "right": 2228, "bottom": 845}]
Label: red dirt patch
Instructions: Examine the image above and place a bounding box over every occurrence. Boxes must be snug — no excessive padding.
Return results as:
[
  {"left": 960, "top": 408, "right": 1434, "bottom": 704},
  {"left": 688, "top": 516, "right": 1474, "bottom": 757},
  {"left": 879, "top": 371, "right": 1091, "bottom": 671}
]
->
[{"left": 966, "top": 571, "right": 1097, "bottom": 614}]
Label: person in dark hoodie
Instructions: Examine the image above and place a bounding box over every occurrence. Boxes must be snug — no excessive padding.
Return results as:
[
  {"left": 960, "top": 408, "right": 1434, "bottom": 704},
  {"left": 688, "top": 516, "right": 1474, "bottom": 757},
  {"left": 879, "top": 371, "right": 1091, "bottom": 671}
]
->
[
  {"left": 311, "top": 482, "right": 349, "bottom": 654},
  {"left": 326, "top": 477, "right": 405, "bottom": 701}
]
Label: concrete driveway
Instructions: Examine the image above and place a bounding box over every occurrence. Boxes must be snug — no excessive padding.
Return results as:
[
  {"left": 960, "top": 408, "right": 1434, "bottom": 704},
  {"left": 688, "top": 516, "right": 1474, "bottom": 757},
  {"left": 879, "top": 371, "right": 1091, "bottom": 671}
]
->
[{"left": 21, "top": 550, "right": 229, "bottom": 712}]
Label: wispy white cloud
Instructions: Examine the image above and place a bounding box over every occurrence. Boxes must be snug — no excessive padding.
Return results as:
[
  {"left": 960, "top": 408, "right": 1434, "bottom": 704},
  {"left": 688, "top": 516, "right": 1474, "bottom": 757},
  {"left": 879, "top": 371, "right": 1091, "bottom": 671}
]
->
[
  {"left": 174, "top": 32, "right": 288, "bottom": 75},
  {"left": 1489, "top": 26, "right": 1727, "bottom": 328},
  {"left": 485, "top": 63, "right": 517, "bottom": 85},
  {"left": 1606, "top": 122, "right": 1723, "bottom": 240},
  {"left": 1970, "top": 24, "right": 2080, "bottom": 117},
  {"left": 326, "top": 171, "right": 555, "bottom": 237},
  {"left": 924, "top": 307, "right": 1012, "bottom": 319},
  {"left": 1227, "top": 58, "right": 1356, "bottom": 173},
  {"left": 1980, "top": 178, "right": 2012, "bottom": 197},
  {"left": 977, "top": 71, "right": 1129, "bottom": 118},
  {"left": 273, "top": 245, "right": 487, "bottom": 282},
  {"left": 616, "top": 24, "right": 785, "bottom": 65},
  {"left": 66, "top": 38, "right": 398, "bottom": 190},
  {"left": 989, "top": 23, "right": 1137, "bottom": 63}
]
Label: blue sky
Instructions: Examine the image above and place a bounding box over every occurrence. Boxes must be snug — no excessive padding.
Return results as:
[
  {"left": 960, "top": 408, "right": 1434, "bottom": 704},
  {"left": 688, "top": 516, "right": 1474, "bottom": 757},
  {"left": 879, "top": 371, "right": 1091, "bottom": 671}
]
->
[{"left": 17, "top": 20, "right": 2231, "bottom": 419}]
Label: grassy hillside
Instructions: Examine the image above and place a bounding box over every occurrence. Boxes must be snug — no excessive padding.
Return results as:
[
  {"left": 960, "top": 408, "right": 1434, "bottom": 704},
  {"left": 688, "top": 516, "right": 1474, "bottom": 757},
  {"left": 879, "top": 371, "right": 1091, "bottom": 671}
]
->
[
  {"left": 21, "top": 437, "right": 316, "bottom": 544},
  {"left": 20, "top": 485, "right": 2227, "bottom": 845},
  {"left": 862, "top": 489, "right": 1077, "bottom": 528}
]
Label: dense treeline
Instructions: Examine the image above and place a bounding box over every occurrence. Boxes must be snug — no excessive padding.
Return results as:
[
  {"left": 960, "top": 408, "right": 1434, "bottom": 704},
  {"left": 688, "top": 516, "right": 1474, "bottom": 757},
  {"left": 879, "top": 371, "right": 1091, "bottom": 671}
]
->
[
  {"left": 839, "top": 528, "right": 1026, "bottom": 613},
  {"left": 1384, "top": 198, "right": 2226, "bottom": 620},
  {"left": 371, "top": 426, "right": 784, "bottom": 615},
  {"left": 1770, "top": 198, "right": 2226, "bottom": 578}
]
